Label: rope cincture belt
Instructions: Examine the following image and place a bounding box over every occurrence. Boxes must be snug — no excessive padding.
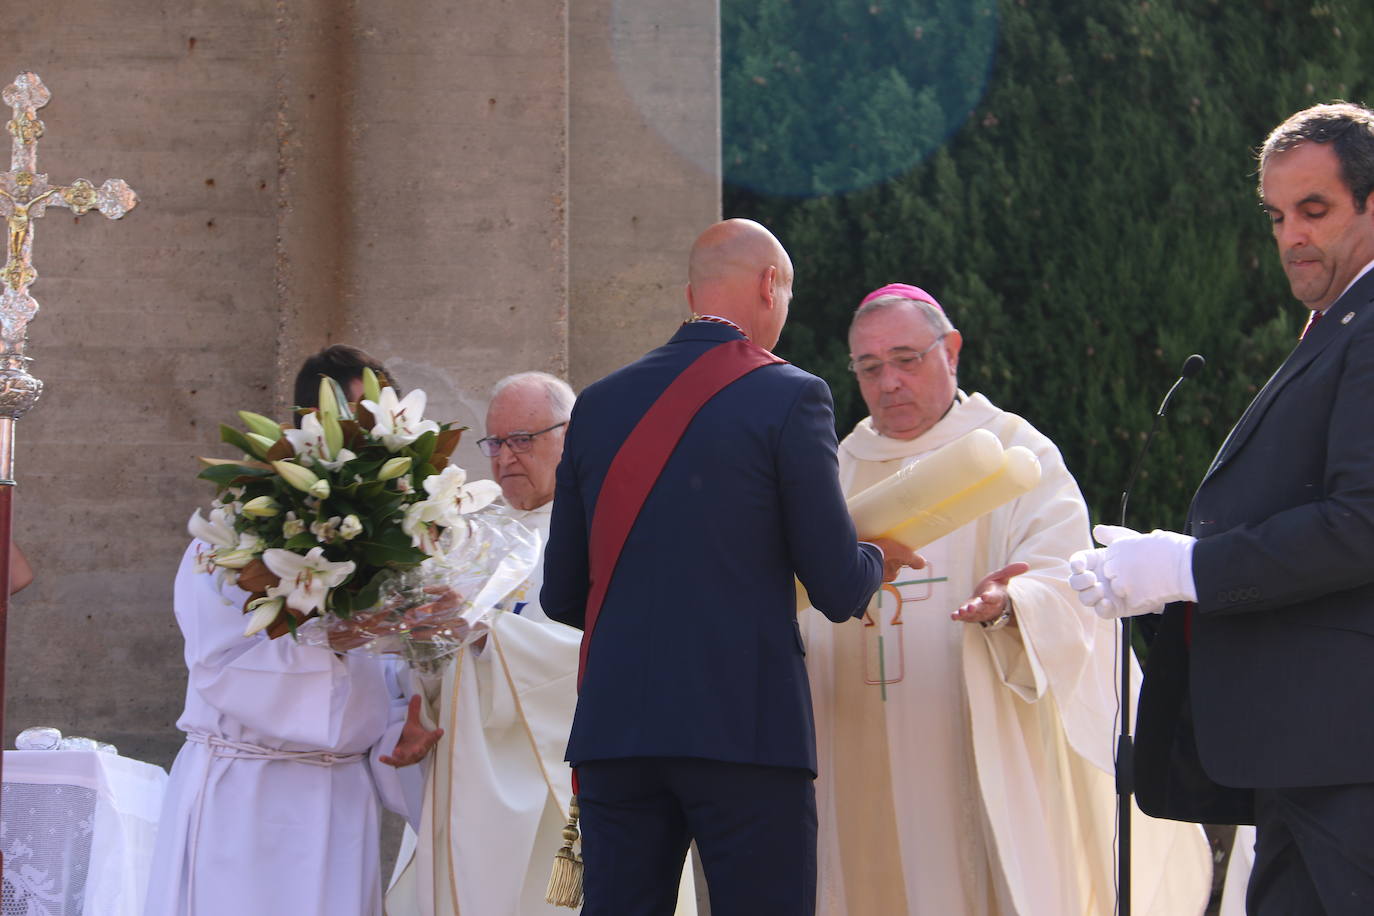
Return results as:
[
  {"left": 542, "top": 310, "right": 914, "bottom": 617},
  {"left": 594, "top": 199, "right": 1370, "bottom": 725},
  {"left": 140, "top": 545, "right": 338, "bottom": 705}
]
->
[{"left": 186, "top": 732, "right": 366, "bottom": 767}]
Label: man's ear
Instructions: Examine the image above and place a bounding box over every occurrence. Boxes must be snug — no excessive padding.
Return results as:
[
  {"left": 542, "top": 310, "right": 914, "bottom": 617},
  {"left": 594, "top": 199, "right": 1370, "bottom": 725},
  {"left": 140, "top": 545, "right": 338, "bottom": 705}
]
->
[
  {"left": 685, "top": 282, "right": 696, "bottom": 311},
  {"left": 759, "top": 265, "right": 778, "bottom": 309},
  {"left": 944, "top": 329, "right": 964, "bottom": 371}
]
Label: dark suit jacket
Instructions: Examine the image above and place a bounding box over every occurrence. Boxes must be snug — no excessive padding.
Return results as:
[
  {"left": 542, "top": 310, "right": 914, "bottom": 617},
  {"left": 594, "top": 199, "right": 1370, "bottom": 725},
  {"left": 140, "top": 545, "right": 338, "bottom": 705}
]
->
[
  {"left": 541, "top": 322, "right": 883, "bottom": 774},
  {"left": 1136, "top": 268, "right": 1374, "bottom": 822}
]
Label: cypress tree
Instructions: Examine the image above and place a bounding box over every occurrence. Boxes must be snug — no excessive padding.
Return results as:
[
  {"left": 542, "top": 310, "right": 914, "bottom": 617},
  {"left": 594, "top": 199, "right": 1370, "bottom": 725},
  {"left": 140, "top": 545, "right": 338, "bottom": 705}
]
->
[{"left": 723, "top": 0, "right": 1374, "bottom": 530}]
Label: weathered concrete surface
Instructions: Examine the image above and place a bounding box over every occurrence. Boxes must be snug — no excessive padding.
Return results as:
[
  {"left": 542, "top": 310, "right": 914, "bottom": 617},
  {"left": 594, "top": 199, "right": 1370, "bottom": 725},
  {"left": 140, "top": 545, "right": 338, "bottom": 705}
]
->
[
  {"left": 569, "top": 0, "right": 721, "bottom": 389},
  {"left": 0, "top": 0, "right": 718, "bottom": 768}
]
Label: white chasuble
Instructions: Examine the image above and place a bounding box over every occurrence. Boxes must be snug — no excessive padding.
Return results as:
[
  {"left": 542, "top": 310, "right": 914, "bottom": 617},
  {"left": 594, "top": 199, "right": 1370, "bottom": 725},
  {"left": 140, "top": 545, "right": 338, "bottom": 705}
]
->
[{"left": 802, "top": 393, "right": 1212, "bottom": 916}]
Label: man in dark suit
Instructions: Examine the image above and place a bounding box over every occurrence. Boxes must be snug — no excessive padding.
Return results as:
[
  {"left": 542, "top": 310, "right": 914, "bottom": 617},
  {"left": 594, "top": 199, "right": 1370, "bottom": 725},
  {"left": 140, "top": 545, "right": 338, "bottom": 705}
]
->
[
  {"left": 542, "top": 218, "right": 916, "bottom": 915},
  {"left": 1069, "top": 103, "right": 1374, "bottom": 915}
]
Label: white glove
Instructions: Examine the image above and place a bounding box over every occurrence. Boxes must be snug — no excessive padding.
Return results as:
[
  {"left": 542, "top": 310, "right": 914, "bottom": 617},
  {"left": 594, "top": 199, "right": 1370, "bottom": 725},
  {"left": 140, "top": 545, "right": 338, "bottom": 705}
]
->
[
  {"left": 1068, "top": 547, "right": 1122, "bottom": 616},
  {"left": 1092, "top": 524, "right": 1197, "bottom": 618}
]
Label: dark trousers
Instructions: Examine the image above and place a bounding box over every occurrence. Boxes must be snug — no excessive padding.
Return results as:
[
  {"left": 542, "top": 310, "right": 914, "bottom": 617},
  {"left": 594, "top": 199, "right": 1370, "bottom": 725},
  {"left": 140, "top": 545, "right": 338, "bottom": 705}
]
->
[
  {"left": 1248, "top": 783, "right": 1374, "bottom": 915},
  {"left": 575, "top": 756, "right": 817, "bottom": 916}
]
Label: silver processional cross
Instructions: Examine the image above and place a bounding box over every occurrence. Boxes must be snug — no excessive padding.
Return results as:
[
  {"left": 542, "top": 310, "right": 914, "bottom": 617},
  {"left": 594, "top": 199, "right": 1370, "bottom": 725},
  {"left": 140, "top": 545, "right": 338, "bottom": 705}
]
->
[{"left": 0, "top": 72, "right": 137, "bottom": 867}]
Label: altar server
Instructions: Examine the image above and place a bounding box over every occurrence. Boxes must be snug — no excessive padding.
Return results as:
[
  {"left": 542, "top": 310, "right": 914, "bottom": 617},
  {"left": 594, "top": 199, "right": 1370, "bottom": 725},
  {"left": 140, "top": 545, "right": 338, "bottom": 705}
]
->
[{"left": 145, "top": 347, "right": 437, "bottom": 916}]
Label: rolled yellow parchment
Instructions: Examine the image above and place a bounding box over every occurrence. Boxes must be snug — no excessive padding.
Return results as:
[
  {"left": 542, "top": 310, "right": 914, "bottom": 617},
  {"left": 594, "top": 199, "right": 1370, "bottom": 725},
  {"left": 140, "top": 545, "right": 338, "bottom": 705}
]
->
[
  {"left": 797, "top": 430, "right": 1042, "bottom": 611},
  {"left": 845, "top": 428, "right": 1005, "bottom": 538},
  {"left": 884, "top": 445, "right": 1040, "bottom": 547}
]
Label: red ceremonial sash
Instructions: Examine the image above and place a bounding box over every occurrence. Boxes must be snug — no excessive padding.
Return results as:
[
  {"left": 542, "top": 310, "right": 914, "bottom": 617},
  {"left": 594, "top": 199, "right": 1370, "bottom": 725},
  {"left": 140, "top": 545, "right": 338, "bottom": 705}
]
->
[{"left": 576, "top": 339, "right": 784, "bottom": 690}]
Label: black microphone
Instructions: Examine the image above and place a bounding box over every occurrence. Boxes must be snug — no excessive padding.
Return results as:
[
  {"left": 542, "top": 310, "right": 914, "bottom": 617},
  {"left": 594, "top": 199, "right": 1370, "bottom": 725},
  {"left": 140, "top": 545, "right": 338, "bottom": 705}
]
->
[
  {"left": 1119, "top": 354, "right": 1206, "bottom": 526},
  {"left": 1111, "top": 352, "right": 1203, "bottom": 916}
]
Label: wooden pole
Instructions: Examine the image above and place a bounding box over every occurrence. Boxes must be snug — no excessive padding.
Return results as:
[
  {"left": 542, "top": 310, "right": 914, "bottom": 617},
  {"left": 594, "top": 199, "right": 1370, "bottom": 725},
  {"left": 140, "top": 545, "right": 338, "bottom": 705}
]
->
[{"left": 0, "top": 419, "right": 14, "bottom": 872}]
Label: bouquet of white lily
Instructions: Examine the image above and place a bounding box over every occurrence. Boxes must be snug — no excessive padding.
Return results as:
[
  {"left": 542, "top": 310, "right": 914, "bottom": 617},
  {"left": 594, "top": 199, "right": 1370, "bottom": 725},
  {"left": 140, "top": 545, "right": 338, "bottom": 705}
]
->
[{"left": 188, "top": 369, "right": 535, "bottom": 666}]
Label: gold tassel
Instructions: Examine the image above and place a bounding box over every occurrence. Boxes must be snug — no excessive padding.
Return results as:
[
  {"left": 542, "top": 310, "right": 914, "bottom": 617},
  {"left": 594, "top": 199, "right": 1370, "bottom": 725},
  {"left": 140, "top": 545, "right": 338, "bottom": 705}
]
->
[{"left": 546, "top": 796, "right": 584, "bottom": 908}]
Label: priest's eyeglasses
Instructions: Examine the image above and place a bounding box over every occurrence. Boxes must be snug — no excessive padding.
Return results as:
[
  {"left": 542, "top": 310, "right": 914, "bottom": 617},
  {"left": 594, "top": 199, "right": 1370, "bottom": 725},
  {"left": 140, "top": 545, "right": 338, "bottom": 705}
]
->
[
  {"left": 848, "top": 335, "right": 947, "bottom": 381},
  {"left": 476, "top": 422, "right": 568, "bottom": 457}
]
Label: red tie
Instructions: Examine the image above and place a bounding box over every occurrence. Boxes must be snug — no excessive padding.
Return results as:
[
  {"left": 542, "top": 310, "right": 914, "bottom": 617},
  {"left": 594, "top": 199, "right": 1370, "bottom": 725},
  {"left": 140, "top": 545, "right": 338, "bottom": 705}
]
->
[{"left": 1301, "top": 309, "right": 1324, "bottom": 339}]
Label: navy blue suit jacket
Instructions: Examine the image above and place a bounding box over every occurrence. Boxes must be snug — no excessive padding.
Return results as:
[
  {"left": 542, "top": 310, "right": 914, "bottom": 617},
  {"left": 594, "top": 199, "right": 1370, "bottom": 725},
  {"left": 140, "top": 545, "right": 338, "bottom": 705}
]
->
[
  {"left": 1136, "top": 267, "right": 1374, "bottom": 821},
  {"left": 541, "top": 323, "right": 883, "bottom": 774}
]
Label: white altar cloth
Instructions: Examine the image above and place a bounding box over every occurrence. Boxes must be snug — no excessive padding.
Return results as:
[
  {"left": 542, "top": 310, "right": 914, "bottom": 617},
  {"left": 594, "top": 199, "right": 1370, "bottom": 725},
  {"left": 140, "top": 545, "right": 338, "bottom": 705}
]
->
[{"left": 1, "top": 750, "right": 167, "bottom": 916}]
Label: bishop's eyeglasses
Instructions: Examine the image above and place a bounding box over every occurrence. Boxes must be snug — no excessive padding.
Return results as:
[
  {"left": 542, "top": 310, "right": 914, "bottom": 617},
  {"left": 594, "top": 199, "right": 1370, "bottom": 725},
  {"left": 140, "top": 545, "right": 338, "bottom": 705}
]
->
[
  {"left": 848, "top": 334, "right": 948, "bottom": 381},
  {"left": 476, "top": 422, "right": 568, "bottom": 457}
]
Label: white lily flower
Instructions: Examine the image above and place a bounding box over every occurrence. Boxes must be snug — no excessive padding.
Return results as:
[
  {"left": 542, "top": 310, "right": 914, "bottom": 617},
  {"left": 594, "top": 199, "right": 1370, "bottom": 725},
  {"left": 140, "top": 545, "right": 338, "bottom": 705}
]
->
[
  {"left": 362, "top": 387, "right": 440, "bottom": 451},
  {"left": 243, "top": 596, "right": 284, "bottom": 637},
  {"left": 457, "top": 479, "right": 501, "bottom": 515},
  {"left": 261, "top": 547, "right": 356, "bottom": 616},
  {"left": 188, "top": 507, "right": 237, "bottom": 549},
  {"left": 421, "top": 465, "right": 468, "bottom": 516},
  {"left": 283, "top": 413, "right": 357, "bottom": 470},
  {"left": 339, "top": 515, "right": 363, "bottom": 540},
  {"left": 282, "top": 512, "right": 306, "bottom": 538},
  {"left": 214, "top": 549, "right": 257, "bottom": 569},
  {"left": 214, "top": 532, "right": 266, "bottom": 569},
  {"left": 402, "top": 501, "right": 443, "bottom": 554},
  {"left": 187, "top": 508, "right": 262, "bottom": 571},
  {"left": 421, "top": 466, "right": 502, "bottom": 524},
  {"left": 310, "top": 516, "right": 342, "bottom": 543}
]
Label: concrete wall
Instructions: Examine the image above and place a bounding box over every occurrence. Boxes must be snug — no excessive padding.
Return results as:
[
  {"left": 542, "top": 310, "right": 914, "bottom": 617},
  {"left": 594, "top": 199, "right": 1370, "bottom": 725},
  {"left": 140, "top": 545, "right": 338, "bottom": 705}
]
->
[{"left": 0, "top": 0, "right": 717, "bottom": 766}]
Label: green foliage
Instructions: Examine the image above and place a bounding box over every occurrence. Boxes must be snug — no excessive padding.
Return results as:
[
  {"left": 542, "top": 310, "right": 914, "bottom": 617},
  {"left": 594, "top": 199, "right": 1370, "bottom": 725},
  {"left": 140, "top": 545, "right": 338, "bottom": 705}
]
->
[{"left": 724, "top": 0, "right": 1374, "bottom": 529}]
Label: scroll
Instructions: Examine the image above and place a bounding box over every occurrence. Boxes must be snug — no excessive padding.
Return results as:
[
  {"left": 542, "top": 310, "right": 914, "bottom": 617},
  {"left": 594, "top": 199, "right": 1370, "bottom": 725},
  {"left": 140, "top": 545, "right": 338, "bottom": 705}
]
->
[{"left": 798, "top": 428, "right": 1042, "bottom": 610}]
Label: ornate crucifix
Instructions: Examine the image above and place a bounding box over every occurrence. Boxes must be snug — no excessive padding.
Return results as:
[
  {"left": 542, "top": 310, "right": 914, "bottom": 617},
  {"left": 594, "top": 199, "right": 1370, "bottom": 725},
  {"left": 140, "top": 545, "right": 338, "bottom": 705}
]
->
[
  {"left": 0, "top": 72, "right": 137, "bottom": 371},
  {"left": 0, "top": 72, "right": 137, "bottom": 843}
]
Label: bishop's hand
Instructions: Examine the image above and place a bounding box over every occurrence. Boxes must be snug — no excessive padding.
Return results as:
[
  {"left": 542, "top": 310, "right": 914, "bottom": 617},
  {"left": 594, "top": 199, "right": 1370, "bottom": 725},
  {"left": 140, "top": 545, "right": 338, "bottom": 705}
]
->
[{"left": 952, "top": 561, "right": 1029, "bottom": 625}]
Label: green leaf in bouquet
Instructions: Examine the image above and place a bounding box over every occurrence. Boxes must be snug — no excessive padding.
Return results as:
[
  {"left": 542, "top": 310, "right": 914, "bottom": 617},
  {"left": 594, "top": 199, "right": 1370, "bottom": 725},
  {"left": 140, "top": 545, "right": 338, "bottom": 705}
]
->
[
  {"left": 341, "top": 455, "right": 389, "bottom": 477},
  {"left": 331, "top": 587, "right": 354, "bottom": 617},
  {"left": 358, "top": 526, "right": 428, "bottom": 567},
  {"left": 407, "top": 430, "right": 439, "bottom": 467},
  {"left": 351, "top": 479, "right": 389, "bottom": 502},
  {"left": 284, "top": 532, "right": 319, "bottom": 550},
  {"left": 326, "top": 495, "right": 362, "bottom": 520},
  {"left": 349, "top": 568, "right": 393, "bottom": 616},
  {"left": 198, "top": 463, "right": 276, "bottom": 488},
  {"left": 364, "top": 493, "right": 407, "bottom": 523},
  {"left": 220, "top": 424, "right": 257, "bottom": 456}
]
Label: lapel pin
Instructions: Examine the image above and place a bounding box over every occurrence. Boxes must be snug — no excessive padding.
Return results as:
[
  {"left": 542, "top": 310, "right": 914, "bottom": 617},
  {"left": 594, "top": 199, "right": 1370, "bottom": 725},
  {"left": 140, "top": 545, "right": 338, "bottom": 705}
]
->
[{"left": 1343, "top": 312, "right": 1355, "bottom": 325}]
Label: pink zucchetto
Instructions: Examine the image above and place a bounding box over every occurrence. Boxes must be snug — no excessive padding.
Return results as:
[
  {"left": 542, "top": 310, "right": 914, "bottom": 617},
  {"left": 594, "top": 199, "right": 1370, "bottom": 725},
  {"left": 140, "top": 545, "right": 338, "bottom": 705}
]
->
[{"left": 858, "top": 283, "right": 944, "bottom": 314}]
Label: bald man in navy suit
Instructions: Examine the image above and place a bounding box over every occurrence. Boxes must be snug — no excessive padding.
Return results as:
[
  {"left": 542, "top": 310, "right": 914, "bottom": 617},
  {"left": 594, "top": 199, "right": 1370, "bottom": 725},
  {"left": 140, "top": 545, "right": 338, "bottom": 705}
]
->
[{"left": 543, "top": 219, "right": 916, "bottom": 916}]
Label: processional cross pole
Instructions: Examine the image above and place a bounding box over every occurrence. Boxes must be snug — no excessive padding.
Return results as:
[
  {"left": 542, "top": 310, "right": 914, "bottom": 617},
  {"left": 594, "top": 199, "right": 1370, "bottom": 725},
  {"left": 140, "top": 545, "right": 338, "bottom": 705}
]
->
[{"left": 0, "top": 71, "right": 137, "bottom": 834}]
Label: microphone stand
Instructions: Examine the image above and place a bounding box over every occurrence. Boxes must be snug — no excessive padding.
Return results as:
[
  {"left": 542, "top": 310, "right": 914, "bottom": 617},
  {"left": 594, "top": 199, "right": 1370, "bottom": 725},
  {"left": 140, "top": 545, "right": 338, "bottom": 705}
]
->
[{"left": 1114, "top": 355, "right": 1203, "bottom": 916}]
